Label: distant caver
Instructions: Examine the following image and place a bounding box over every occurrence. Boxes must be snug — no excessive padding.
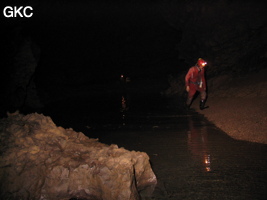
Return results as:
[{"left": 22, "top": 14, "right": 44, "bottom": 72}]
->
[{"left": 185, "top": 58, "right": 208, "bottom": 110}]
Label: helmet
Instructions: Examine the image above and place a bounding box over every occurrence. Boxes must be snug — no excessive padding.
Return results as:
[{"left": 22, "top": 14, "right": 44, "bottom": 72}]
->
[{"left": 197, "top": 58, "right": 207, "bottom": 67}]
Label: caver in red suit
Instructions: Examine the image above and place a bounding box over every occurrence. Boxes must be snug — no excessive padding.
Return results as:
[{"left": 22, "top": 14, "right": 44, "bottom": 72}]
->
[{"left": 185, "top": 58, "right": 207, "bottom": 110}]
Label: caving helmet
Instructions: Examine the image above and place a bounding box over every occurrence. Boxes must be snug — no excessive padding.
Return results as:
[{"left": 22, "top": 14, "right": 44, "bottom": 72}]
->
[{"left": 197, "top": 58, "right": 207, "bottom": 67}]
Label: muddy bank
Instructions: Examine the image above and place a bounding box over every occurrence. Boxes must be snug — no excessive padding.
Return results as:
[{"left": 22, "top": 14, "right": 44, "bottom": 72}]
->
[
  {"left": 166, "top": 68, "right": 267, "bottom": 144},
  {"left": 191, "top": 68, "right": 267, "bottom": 144},
  {"left": 192, "top": 97, "right": 267, "bottom": 144}
]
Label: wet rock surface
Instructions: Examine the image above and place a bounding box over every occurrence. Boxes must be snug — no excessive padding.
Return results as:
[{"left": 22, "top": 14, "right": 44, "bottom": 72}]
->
[{"left": 0, "top": 112, "right": 157, "bottom": 200}]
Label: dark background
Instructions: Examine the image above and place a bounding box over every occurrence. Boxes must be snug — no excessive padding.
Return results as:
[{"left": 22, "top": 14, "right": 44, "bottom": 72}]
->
[{"left": 1, "top": 0, "right": 267, "bottom": 114}]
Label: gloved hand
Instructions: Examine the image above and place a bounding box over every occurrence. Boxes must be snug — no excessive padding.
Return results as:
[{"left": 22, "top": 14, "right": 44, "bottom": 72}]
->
[{"left": 186, "top": 86, "right": 190, "bottom": 92}]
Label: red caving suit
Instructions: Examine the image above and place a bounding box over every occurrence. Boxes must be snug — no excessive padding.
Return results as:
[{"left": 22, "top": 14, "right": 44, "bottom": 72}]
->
[{"left": 185, "top": 66, "right": 206, "bottom": 105}]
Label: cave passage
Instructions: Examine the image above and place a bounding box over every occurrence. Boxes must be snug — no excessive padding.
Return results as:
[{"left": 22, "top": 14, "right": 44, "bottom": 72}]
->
[{"left": 42, "top": 89, "right": 267, "bottom": 200}]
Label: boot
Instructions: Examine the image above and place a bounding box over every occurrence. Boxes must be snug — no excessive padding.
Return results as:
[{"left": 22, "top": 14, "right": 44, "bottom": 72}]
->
[
  {"left": 185, "top": 103, "right": 191, "bottom": 110},
  {"left": 200, "top": 100, "right": 205, "bottom": 110},
  {"left": 185, "top": 98, "right": 192, "bottom": 110}
]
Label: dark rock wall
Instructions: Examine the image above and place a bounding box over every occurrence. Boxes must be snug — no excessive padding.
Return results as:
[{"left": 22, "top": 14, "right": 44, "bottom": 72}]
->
[
  {"left": 159, "top": 0, "right": 267, "bottom": 77},
  {"left": 1, "top": 24, "right": 43, "bottom": 115}
]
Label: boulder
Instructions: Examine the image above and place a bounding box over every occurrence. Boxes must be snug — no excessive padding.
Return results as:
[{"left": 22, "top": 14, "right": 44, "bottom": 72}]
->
[{"left": 0, "top": 112, "right": 157, "bottom": 200}]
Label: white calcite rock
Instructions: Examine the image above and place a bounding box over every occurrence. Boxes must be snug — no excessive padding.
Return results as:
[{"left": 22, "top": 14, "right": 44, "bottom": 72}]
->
[{"left": 0, "top": 112, "right": 157, "bottom": 200}]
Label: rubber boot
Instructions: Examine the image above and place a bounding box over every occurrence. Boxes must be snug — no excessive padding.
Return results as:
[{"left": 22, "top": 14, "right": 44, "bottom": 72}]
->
[
  {"left": 185, "top": 98, "right": 192, "bottom": 110},
  {"left": 185, "top": 104, "right": 191, "bottom": 110},
  {"left": 200, "top": 100, "right": 205, "bottom": 110}
]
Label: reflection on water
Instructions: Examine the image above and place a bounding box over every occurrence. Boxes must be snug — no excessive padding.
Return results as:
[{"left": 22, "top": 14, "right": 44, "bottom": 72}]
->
[
  {"left": 187, "top": 117, "right": 211, "bottom": 172},
  {"left": 120, "top": 95, "right": 129, "bottom": 126},
  {"left": 47, "top": 91, "right": 267, "bottom": 199},
  {"left": 204, "top": 154, "right": 211, "bottom": 172},
  {"left": 120, "top": 96, "right": 128, "bottom": 112}
]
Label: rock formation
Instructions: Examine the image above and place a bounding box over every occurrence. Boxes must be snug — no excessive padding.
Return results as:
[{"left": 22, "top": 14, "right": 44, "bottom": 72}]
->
[{"left": 0, "top": 112, "right": 157, "bottom": 200}]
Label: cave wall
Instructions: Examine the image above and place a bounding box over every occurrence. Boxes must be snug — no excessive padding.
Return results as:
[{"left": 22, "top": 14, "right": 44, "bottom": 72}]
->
[
  {"left": 159, "top": 0, "right": 267, "bottom": 77},
  {"left": 1, "top": 24, "right": 43, "bottom": 115},
  {"left": 2, "top": 0, "right": 267, "bottom": 115}
]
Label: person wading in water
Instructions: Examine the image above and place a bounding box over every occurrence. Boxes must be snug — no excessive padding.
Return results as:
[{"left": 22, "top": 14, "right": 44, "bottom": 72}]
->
[{"left": 185, "top": 58, "right": 208, "bottom": 110}]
